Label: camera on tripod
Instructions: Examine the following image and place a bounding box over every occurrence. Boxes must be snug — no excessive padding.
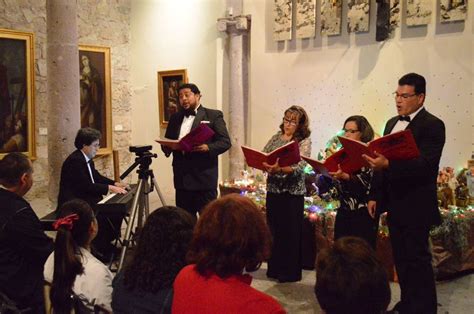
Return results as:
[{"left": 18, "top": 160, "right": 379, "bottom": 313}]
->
[
  {"left": 120, "top": 146, "right": 157, "bottom": 181},
  {"left": 129, "top": 145, "right": 153, "bottom": 155}
]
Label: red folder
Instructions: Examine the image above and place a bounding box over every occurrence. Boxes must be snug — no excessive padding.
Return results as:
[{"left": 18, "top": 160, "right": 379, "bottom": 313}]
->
[
  {"left": 338, "top": 129, "right": 420, "bottom": 161},
  {"left": 156, "top": 124, "right": 215, "bottom": 152},
  {"left": 241, "top": 141, "right": 301, "bottom": 171},
  {"left": 302, "top": 149, "right": 362, "bottom": 176}
]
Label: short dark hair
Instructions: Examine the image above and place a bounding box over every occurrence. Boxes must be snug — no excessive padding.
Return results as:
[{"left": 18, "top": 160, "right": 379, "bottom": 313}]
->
[
  {"left": 343, "top": 115, "right": 375, "bottom": 143},
  {"left": 74, "top": 127, "right": 101, "bottom": 150},
  {"left": 315, "top": 237, "right": 391, "bottom": 314},
  {"left": 123, "top": 206, "right": 196, "bottom": 292},
  {"left": 398, "top": 72, "right": 426, "bottom": 95},
  {"left": 279, "top": 105, "right": 311, "bottom": 142},
  {"left": 0, "top": 152, "right": 32, "bottom": 187},
  {"left": 187, "top": 194, "right": 272, "bottom": 278},
  {"left": 178, "top": 83, "right": 201, "bottom": 95}
]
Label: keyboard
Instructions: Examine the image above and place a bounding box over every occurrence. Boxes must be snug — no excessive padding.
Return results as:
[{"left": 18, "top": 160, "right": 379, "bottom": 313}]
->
[{"left": 94, "top": 184, "right": 138, "bottom": 215}]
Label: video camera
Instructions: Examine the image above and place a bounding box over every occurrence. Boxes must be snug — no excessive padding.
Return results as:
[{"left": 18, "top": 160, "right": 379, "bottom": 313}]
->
[
  {"left": 120, "top": 145, "right": 157, "bottom": 180},
  {"left": 129, "top": 145, "right": 153, "bottom": 155}
]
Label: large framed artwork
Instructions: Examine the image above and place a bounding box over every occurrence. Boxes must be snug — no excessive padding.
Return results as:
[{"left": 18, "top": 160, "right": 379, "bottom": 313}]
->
[
  {"left": 79, "top": 45, "right": 112, "bottom": 155},
  {"left": 0, "top": 29, "right": 35, "bottom": 159},
  {"left": 157, "top": 69, "right": 188, "bottom": 127}
]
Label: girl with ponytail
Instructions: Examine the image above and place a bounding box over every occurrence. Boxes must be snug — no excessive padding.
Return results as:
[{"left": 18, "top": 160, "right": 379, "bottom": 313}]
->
[{"left": 43, "top": 199, "right": 113, "bottom": 313}]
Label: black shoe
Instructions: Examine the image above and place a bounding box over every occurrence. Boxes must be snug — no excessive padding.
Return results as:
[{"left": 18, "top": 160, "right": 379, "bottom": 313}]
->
[
  {"left": 277, "top": 276, "right": 301, "bottom": 283},
  {"left": 266, "top": 271, "right": 278, "bottom": 280}
]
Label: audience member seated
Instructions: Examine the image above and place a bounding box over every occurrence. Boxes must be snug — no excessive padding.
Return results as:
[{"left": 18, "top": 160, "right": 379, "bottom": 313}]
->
[
  {"left": 314, "top": 236, "right": 391, "bottom": 314},
  {"left": 172, "top": 194, "right": 286, "bottom": 314},
  {"left": 44, "top": 199, "right": 113, "bottom": 313},
  {"left": 0, "top": 152, "right": 54, "bottom": 313},
  {"left": 112, "top": 206, "right": 196, "bottom": 313}
]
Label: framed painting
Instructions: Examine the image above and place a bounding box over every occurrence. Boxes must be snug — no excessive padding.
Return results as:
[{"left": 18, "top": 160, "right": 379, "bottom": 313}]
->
[
  {"left": 0, "top": 29, "right": 35, "bottom": 159},
  {"left": 79, "top": 45, "right": 112, "bottom": 155},
  {"left": 157, "top": 69, "right": 188, "bottom": 127}
]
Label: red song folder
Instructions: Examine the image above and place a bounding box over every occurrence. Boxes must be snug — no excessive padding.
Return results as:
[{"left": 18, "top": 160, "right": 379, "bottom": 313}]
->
[
  {"left": 156, "top": 124, "right": 215, "bottom": 152},
  {"left": 302, "top": 149, "right": 361, "bottom": 176},
  {"left": 241, "top": 141, "right": 301, "bottom": 171},
  {"left": 338, "top": 129, "right": 420, "bottom": 162}
]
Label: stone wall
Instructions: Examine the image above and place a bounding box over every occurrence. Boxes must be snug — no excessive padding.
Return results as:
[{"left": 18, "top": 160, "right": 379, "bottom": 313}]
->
[{"left": 0, "top": 0, "right": 132, "bottom": 213}]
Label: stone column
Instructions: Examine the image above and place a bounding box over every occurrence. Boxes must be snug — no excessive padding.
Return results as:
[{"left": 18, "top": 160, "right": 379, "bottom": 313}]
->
[
  {"left": 46, "top": 0, "right": 81, "bottom": 202},
  {"left": 217, "top": 3, "right": 251, "bottom": 179}
]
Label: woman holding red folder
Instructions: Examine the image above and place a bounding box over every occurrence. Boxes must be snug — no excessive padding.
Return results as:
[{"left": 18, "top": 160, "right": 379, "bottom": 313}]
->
[
  {"left": 329, "top": 115, "right": 378, "bottom": 248},
  {"left": 262, "top": 106, "right": 311, "bottom": 283}
]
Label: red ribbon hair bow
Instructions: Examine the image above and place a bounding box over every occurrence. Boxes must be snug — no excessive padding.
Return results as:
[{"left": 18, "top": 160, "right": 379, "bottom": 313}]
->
[{"left": 52, "top": 214, "right": 79, "bottom": 230}]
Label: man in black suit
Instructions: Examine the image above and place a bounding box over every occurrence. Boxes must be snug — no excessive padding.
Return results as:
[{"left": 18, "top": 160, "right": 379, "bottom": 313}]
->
[
  {"left": 162, "top": 83, "right": 231, "bottom": 216},
  {"left": 0, "top": 153, "right": 53, "bottom": 313},
  {"left": 58, "top": 127, "right": 127, "bottom": 259},
  {"left": 364, "top": 73, "right": 445, "bottom": 314}
]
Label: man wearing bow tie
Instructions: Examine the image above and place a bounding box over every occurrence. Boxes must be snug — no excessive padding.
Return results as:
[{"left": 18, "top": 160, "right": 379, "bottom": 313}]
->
[
  {"left": 58, "top": 127, "right": 127, "bottom": 260},
  {"left": 162, "top": 83, "right": 231, "bottom": 216},
  {"left": 364, "top": 73, "right": 445, "bottom": 314}
]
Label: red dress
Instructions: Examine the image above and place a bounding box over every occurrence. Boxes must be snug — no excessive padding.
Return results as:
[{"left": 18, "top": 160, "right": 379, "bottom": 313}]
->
[{"left": 172, "top": 265, "right": 286, "bottom": 314}]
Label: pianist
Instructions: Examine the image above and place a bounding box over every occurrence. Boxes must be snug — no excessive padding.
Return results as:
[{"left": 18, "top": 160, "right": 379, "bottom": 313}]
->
[{"left": 57, "top": 127, "right": 127, "bottom": 262}]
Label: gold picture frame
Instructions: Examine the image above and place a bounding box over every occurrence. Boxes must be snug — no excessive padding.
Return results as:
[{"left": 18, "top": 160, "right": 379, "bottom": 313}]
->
[
  {"left": 0, "top": 29, "right": 35, "bottom": 159},
  {"left": 79, "top": 45, "right": 112, "bottom": 155},
  {"left": 157, "top": 69, "right": 188, "bottom": 127}
]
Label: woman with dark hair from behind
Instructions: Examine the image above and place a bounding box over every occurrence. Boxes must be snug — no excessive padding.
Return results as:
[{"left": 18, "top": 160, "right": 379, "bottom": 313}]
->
[
  {"left": 172, "top": 194, "right": 286, "bottom": 313},
  {"left": 112, "top": 206, "right": 196, "bottom": 314},
  {"left": 43, "top": 199, "right": 113, "bottom": 313},
  {"left": 315, "top": 237, "right": 390, "bottom": 314},
  {"left": 329, "top": 115, "right": 379, "bottom": 248}
]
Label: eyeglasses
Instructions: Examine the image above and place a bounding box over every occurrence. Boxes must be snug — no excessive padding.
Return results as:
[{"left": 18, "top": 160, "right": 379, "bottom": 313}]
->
[
  {"left": 282, "top": 118, "right": 298, "bottom": 126},
  {"left": 343, "top": 129, "right": 360, "bottom": 134},
  {"left": 90, "top": 142, "right": 100, "bottom": 148},
  {"left": 393, "top": 92, "right": 418, "bottom": 99}
]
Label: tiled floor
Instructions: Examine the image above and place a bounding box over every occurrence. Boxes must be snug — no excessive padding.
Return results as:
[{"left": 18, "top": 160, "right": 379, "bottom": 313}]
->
[{"left": 252, "top": 263, "right": 474, "bottom": 313}]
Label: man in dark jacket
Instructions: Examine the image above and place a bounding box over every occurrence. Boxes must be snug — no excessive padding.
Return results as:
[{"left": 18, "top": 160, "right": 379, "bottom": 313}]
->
[
  {"left": 162, "top": 83, "right": 231, "bottom": 216},
  {"left": 0, "top": 152, "right": 53, "bottom": 312},
  {"left": 365, "top": 73, "right": 445, "bottom": 314},
  {"left": 58, "top": 127, "right": 127, "bottom": 260}
]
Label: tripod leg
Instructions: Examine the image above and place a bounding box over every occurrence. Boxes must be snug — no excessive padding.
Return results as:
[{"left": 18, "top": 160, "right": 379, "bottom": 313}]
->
[
  {"left": 118, "top": 178, "right": 145, "bottom": 271},
  {"left": 137, "top": 180, "right": 148, "bottom": 229},
  {"left": 151, "top": 176, "right": 167, "bottom": 206}
]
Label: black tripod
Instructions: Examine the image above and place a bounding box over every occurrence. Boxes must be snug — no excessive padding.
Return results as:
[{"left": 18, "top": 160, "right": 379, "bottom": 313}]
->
[{"left": 117, "top": 146, "right": 166, "bottom": 271}]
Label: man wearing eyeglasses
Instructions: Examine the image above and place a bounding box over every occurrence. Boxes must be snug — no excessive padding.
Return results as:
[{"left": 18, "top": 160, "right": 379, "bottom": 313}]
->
[
  {"left": 364, "top": 73, "right": 445, "bottom": 314},
  {"left": 58, "top": 127, "right": 127, "bottom": 261},
  {"left": 161, "top": 83, "right": 231, "bottom": 216}
]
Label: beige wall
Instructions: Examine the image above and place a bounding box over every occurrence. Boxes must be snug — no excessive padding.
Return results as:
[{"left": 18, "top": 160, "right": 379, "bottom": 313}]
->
[
  {"left": 130, "top": 0, "right": 225, "bottom": 207},
  {"left": 245, "top": 0, "right": 473, "bottom": 169}
]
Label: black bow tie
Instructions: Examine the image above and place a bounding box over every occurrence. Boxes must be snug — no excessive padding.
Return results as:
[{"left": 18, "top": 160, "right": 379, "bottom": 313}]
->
[
  {"left": 184, "top": 109, "right": 196, "bottom": 117},
  {"left": 399, "top": 115, "right": 411, "bottom": 122}
]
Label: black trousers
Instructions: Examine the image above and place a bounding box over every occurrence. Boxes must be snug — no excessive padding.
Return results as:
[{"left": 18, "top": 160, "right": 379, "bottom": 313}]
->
[
  {"left": 176, "top": 189, "right": 217, "bottom": 216},
  {"left": 334, "top": 208, "right": 379, "bottom": 249},
  {"left": 266, "top": 192, "right": 304, "bottom": 282},
  {"left": 389, "top": 222, "right": 437, "bottom": 314}
]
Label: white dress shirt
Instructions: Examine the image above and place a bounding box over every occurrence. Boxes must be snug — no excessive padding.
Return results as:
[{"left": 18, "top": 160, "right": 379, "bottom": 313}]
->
[
  {"left": 81, "top": 150, "right": 95, "bottom": 183},
  {"left": 44, "top": 247, "right": 114, "bottom": 312},
  {"left": 178, "top": 105, "right": 201, "bottom": 139},
  {"left": 390, "top": 106, "right": 424, "bottom": 134}
]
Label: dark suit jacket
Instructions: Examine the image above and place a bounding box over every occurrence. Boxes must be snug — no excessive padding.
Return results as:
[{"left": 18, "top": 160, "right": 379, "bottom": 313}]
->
[
  {"left": 0, "top": 189, "right": 53, "bottom": 308},
  {"left": 369, "top": 108, "right": 445, "bottom": 227},
  {"left": 57, "top": 149, "right": 114, "bottom": 207},
  {"left": 162, "top": 105, "right": 231, "bottom": 191}
]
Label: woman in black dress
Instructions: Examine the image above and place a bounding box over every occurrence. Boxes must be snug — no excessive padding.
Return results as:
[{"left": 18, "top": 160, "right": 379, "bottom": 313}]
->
[{"left": 330, "top": 115, "right": 378, "bottom": 248}]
